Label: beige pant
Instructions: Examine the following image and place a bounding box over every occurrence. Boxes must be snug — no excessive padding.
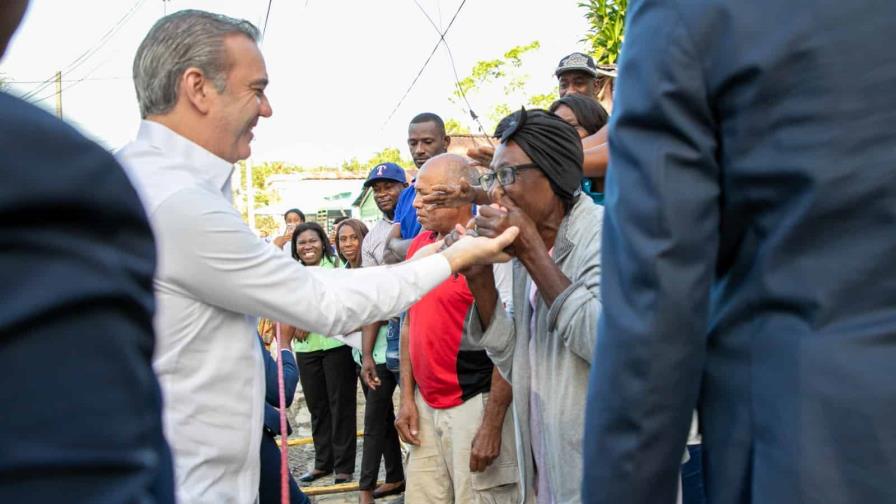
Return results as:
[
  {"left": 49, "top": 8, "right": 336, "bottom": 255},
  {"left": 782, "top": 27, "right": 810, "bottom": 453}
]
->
[{"left": 406, "top": 390, "right": 520, "bottom": 504}]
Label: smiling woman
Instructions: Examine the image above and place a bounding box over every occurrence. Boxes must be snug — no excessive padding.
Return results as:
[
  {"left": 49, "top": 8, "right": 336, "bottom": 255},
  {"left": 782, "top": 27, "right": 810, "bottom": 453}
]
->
[
  {"left": 290, "top": 222, "right": 336, "bottom": 267},
  {"left": 283, "top": 222, "right": 359, "bottom": 487},
  {"left": 334, "top": 218, "right": 369, "bottom": 269}
]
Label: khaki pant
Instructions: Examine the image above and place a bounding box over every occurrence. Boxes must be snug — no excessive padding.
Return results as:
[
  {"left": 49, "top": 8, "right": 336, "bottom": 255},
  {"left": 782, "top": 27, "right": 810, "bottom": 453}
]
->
[{"left": 406, "top": 390, "right": 520, "bottom": 504}]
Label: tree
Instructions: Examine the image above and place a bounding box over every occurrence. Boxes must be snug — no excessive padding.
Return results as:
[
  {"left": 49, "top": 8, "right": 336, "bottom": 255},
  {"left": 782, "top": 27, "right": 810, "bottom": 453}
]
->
[
  {"left": 580, "top": 0, "right": 628, "bottom": 65},
  {"left": 444, "top": 118, "right": 471, "bottom": 135},
  {"left": 447, "top": 41, "right": 557, "bottom": 134},
  {"left": 340, "top": 147, "right": 414, "bottom": 175}
]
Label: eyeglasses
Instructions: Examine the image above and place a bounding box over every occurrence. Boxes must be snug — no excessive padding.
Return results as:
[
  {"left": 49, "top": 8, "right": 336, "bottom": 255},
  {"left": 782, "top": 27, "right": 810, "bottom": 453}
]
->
[{"left": 479, "top": 163, "right": 538, "bottom": 189}]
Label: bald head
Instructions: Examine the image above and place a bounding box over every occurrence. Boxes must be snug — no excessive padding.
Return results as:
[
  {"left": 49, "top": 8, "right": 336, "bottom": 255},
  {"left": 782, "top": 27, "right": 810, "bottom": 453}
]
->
[
  {"left": 414, "top": 153, "right": 477, "bottom": 235},
  {"left": 417, "top": 153, "right": 478, "bottom": 187}
]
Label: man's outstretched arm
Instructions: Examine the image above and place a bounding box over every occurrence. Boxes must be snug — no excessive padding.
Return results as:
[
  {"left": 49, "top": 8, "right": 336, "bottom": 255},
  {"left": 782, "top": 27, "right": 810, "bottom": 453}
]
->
[{"left": 157, "top": 192, "right": 520, "bottom": 338}]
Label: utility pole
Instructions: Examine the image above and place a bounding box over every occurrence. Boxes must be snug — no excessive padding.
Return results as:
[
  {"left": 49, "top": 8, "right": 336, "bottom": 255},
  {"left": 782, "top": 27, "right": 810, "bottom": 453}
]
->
[{"left": 54, "top": 70, "right": 62, "bottom": 119}]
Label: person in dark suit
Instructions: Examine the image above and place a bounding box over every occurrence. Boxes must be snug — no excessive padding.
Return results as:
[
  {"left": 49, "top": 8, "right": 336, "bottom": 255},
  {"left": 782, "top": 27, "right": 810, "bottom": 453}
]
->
[
  {"left": 257, "top": 334, "right": 309, "bottom": 504},
  {"left": 0, "top": 2, "right": 173, "bottom": 502},
  {"left": 584, "top": 0, "right": 896, "bottom": 503}
]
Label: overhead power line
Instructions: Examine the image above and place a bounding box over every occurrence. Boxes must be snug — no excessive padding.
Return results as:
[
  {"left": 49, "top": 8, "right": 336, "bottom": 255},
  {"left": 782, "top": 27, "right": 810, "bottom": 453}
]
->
[
  {"left": 380, "top": 0, "right": 468, "bottom": 129},
  {"left": 262, "top": 0, "right": 274, "bottom": 38},
  {"left": 20, "top": 0, "right": 147, "bottom": 102},
  {"left": 8, "top": 77, "right": 129, "bottom": 84},
  {"left": 31, "top": 54, "right": 118, "bottom": 104},
  {"left": 411, "top": 0, "right": 493, "bottom": 143}
]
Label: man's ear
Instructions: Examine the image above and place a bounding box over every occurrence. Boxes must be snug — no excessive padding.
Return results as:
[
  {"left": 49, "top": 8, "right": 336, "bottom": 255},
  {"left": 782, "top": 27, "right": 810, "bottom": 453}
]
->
[
  {"left": 444, "top": 135, "right": 452, "bottom": 148},
  {"left": 181, "top": 67, "right": 214, "bottom": 114}
]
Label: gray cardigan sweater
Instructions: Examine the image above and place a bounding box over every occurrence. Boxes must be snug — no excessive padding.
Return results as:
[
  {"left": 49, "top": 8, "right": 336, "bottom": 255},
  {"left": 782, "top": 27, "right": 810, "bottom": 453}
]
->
[{"left": 466, "top": 194, "right": 603, "bottom": 504}]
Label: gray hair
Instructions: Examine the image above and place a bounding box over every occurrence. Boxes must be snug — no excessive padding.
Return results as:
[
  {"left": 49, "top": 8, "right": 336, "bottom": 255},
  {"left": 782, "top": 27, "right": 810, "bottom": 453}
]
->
[{"left": 133, "top": 10, "right": 259, "bottom": 118}]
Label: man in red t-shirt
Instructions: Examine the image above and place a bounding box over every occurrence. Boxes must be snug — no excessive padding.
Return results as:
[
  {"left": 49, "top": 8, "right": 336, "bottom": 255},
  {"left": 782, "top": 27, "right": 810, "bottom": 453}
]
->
[{"left": 395, "top": 154, "right": 519, "bottom": 503}]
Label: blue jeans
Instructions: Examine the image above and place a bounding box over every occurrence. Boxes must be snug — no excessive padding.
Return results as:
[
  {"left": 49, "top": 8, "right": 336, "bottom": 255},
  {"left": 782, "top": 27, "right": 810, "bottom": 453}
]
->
[
  {"left": 681, "top": 444, "right": 706, "bottom": 504},
  {"left": 385, "top": 316, "right": 401, "bottom": 373}
]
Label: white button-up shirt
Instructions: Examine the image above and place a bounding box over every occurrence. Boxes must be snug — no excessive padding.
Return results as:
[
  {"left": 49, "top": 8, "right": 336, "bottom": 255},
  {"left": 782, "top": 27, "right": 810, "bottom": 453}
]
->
[{"left": 116, "top": 121, "right": 451, "bottom": 504}]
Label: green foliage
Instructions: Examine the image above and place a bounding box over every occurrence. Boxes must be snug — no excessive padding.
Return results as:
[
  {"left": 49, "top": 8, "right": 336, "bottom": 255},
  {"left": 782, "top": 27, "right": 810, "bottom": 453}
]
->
[
  {"left": 236, "top": 161, "right": 303, "bottom": 210},
  {"left": 255, "top": 215, "right": 278, "bottom": 237},
  {"left": 449, "top": 41, "right": 547, "bottom": 133},
  {"left": 232, "top": 146, "right": 411, "bottom": 228},
  {"left": 503, "top": 41, "right": 541, "bottom": 66},
  {"left": 580, "top": 0, "right": 627, "bottom": 65},
  {"left": 527, "top": 92, "right": 557, "bottom": 111},
  {"left": 366, "top": 147, "right": 412, "bottom": 169},
  {"left": 340, "top": 147, "right": 413, "bottom": 175},
  {"left": 487, "top": 104, "right": 513, "bottom": 128},
  {"left": 451, "top": 41, "right": 541, "bottom": 106},
  {"left": 444, "top": 118, "right": 471, "bottom": 135}
]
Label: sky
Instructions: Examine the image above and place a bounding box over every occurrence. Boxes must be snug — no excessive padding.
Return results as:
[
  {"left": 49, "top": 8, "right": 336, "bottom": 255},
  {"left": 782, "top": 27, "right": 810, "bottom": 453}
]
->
[{"left": 1, "top": 0, "right": 591, "bottom": 167}]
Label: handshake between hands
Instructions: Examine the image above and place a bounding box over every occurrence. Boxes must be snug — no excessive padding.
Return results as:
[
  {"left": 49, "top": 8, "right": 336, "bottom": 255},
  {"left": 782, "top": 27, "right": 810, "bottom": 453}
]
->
[
  {"left": 411, "top": 221, "right": 518, "bottom": 275},
  {"left": 414, "top": 195, "right": 539, "bottom": 276}
]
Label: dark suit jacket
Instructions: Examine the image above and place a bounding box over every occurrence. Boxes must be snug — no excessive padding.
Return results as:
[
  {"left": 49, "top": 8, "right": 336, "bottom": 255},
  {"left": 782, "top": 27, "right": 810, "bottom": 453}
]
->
[
  {"left": 0, "top": 92, "right": 174, "bottom": 503},
  {"left": 259, "top": 335, "right": 299, "bottom": 435},
  {"left": 585, "top": 1, "right": 896, "bottom": 503}
]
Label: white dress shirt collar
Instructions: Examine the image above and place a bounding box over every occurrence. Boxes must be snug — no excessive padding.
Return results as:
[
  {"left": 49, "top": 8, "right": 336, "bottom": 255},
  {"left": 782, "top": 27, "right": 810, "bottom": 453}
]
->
[{"left": 136, "top": 119, "right": 234, "bottom": 194}]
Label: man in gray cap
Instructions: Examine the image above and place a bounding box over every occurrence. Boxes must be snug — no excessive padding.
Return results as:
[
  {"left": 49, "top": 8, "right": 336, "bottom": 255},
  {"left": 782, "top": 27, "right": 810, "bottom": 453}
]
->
[{"left": 555, "top": 51, "right": 616, "bottom": 112}]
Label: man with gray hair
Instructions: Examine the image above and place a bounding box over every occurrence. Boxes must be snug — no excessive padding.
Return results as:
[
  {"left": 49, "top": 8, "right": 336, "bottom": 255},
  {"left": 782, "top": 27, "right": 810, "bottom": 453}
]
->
[{"left": 117, "top": 10, "right": 519, "bottom": 503}]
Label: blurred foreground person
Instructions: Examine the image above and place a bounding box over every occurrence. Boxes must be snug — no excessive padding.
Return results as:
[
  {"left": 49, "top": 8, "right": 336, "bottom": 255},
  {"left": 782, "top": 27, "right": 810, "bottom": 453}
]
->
[
  {"left": 0, "top": 1, "right": 173, "bottom": 502},
  {"left": 586, "top": 0, "right": 896, "bottom": 503}
]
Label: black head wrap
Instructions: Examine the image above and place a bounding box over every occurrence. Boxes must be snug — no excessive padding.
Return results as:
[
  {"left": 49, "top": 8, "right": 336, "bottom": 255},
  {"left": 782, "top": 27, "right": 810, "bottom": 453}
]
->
[
  {"left": 494, "top": 107, "right": 584, "bottom": 203},
  {"left": 549, "top": 94, "right": 609, "bottom": 136}
]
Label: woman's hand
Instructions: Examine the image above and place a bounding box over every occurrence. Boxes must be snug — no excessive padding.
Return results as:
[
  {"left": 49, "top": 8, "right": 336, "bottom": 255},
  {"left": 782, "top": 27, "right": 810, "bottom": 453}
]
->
[
  {"left": 360, "top": 354, "right": 381, "bottom": 391},
  {"left": 294, "top": 329, "right": 309, "bottom": 343}
]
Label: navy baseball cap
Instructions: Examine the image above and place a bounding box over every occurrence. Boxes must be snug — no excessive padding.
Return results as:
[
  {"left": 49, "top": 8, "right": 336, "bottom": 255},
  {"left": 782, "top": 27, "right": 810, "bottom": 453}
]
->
[{"left": 364, "top": 162, "right": 407, "bottom": 188}]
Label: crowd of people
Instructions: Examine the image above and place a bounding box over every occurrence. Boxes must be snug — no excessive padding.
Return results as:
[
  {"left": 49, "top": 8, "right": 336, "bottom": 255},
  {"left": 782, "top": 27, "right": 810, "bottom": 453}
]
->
[{"left": 3, "top": 2, "right": 896, "bottom": 504}]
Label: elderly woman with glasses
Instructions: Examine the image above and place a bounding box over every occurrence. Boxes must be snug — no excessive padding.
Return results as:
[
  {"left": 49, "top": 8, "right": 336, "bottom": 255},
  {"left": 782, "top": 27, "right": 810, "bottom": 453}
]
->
[{"left": 460, "top": 108, "right": 603, "bottom": 504}]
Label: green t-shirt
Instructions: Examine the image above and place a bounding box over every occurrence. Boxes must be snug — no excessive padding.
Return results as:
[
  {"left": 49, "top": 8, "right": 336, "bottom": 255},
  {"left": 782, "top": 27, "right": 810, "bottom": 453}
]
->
[{"left": 292, "top": 256, "right": 346, "bottom": 354}]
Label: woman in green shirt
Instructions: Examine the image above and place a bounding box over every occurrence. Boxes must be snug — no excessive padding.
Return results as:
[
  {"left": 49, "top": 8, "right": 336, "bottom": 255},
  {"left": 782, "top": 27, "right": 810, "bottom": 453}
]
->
[{"left": 286, "top": 222, "right": 357, "bottom": 484}]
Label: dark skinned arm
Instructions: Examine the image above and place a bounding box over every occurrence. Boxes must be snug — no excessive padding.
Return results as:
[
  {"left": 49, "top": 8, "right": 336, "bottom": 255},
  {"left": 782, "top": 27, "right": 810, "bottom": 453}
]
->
[
  {"left": 395, "top": 312, "right": 421, "bottom": 445},
  {"left": 582, "top": 125, "right": 610, "bottom": 179},
  {"left": 278, "top": 323, "right": 307, "bottom": 343},
  {"left": 517, "top": 232, "right": 573, "bottom": 307},
  {"left": 466, "top": 265, "right": 501, "bottom": 330},
  {"left": 420, "top": 179, "right": 491, "bottom": 209},
  {"left": 383, "top": 223, "right": 412, "bottom": 264},
  {"left": 476, "top": 196, "right": 573, "bottom": 307},
  {"left": 470, "top": 368, "right": 513, "bottom": 472},
  {"left": 359, "top": 321, "right": 384, "bottom": 390}
]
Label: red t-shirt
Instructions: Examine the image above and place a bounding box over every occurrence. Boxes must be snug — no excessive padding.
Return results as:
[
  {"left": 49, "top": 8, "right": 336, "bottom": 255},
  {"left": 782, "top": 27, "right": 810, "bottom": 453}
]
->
[{"left": 408, "top": 231, "right": 493, "bottom": 409}]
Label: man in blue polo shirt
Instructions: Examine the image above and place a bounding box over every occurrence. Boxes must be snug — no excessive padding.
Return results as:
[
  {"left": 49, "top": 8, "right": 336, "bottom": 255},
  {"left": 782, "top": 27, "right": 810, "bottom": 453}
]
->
[{"left": 383, "top": 112, "right": 451, "bottom": 264}]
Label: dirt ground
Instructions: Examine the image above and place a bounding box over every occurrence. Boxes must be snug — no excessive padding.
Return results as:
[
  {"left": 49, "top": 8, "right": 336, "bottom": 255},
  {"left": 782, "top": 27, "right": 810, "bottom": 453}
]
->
[{"left": 285, "top": 378, "right": 405, "bottom": 504}]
